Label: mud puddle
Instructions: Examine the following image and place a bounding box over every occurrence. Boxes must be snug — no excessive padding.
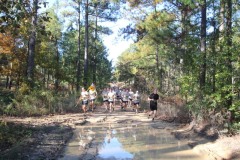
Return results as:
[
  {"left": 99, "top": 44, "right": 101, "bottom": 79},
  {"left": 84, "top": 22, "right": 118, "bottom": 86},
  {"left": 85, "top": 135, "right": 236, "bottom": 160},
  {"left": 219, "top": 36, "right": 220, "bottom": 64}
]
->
[{"left": 60, "top": 121, "right": 204, "bottom": 160}]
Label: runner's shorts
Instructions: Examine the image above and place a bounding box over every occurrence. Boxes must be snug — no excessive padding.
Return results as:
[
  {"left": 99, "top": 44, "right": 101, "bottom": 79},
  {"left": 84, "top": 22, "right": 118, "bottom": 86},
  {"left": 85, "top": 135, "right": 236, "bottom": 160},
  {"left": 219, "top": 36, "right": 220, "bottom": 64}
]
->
[
  {"left": 89, "top": 99, "right": 95, "bottom": 102},
  {"left": 82, "top": 100, "right": 88, "bottom": 105},
  {"left": 103, "top": 98, "right": 108, "bottom": 102},
  {"left": 150, "top": 101, "right": 157, "bottom": 111},
  {"left": 122, "top": 101, "right": 128, "bottom": 104},
  {"left": 133, "top": 101, "right": 140, "bottom": 105},
  {"left": 108, "top": 100, "right": 114, "bottom": 104}
]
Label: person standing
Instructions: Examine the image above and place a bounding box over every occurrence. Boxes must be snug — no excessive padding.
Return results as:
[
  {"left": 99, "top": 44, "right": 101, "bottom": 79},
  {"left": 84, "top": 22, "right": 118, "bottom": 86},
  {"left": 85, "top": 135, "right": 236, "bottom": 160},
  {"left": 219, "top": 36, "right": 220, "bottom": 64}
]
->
[{"left": 148, "top": 88, "right": 159, "bottom": 121}]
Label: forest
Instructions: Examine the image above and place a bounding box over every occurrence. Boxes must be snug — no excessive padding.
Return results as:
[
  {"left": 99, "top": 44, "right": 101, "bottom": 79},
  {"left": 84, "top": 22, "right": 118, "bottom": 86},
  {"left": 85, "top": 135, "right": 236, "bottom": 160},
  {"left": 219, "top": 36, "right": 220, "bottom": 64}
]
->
[{"left": 0, "top": 0, "right": 239, "bottom": 140}]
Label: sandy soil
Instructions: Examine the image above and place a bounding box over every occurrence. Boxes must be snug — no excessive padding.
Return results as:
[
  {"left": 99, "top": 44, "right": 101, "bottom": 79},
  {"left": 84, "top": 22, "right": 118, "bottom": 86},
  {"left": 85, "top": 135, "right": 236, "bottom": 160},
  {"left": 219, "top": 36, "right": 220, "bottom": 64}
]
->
[{"left": 0, "top": 105, "right": 240, "bottom": 160}]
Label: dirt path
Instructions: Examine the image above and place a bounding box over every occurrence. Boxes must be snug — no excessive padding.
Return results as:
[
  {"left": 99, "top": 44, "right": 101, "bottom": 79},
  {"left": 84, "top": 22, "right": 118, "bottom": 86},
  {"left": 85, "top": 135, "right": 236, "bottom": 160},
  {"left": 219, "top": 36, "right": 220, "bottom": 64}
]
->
[{"left": 1, "top": 105, "right": 240, "bottom": 160}]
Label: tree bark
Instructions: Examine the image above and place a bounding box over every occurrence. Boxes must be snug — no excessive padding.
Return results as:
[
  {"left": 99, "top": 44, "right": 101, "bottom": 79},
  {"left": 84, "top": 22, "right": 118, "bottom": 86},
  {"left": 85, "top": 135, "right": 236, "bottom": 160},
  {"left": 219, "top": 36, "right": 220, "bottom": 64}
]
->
[
  {"left": 93, "top": 5, "right": 98, "bottom": 85},
  {"left": 76, "top": 1, "right": 81, "bottom": 92},
  {"left": 83, "top": 0, "right": 89, "bottom": 88},
  {"left": 225, "top": 0, "right": 233, "bottom": 114},
  {"left": 54, "top": 38, "right": 59, "bottom": 92},
  {"left": 199, "top": 0, "right": 207, "bottom": 92},
  {"left": 26, "top": 0, "right": 38, "bottom": 88},
  {"left": 155, "top": 45, "right": 161, "bottom": 92}
]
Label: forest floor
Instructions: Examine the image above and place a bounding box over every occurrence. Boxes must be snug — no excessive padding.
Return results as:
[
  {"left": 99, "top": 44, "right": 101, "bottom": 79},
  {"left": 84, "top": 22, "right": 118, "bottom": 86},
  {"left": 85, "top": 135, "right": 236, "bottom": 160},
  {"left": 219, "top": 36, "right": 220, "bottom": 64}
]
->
[{"left": 0, "top": 105, "right": 240, "bottom": 160}]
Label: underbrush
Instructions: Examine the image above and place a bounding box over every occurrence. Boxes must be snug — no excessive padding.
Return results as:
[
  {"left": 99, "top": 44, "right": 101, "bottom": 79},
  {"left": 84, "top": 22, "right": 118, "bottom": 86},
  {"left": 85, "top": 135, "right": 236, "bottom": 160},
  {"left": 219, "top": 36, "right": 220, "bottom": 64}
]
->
[
  {"left": 0, "top": 89, "right": 14, "bottom": 114},
  {"left": 1, "top": 88, "right": 80, "bottom": 116}
]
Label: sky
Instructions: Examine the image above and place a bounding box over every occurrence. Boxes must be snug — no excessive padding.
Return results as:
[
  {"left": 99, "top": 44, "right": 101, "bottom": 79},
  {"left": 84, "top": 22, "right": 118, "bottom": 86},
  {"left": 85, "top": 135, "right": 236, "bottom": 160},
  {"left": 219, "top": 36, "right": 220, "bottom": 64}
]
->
[{"left": 101, "top": 19, "right": 133, "bottom": 66}]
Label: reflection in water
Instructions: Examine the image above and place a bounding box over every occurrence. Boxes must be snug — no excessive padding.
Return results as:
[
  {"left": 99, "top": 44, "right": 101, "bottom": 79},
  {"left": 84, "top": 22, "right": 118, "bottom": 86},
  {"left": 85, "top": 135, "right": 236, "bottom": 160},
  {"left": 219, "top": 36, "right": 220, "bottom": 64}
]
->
[
  {"left": 61, "top": 123, "right": 204, "bottom": 160},
  {"left": 97, "top": 123, "right": 134, "bottom": 159},
  {"left": 98, "top": 137, "right": 134, "bottom": 159}
]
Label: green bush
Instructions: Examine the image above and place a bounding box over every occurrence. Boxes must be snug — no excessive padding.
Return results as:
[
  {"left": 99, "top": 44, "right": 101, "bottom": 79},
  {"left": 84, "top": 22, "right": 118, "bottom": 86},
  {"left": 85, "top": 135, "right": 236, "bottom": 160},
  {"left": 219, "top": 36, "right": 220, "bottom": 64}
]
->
[{"left": 3, "top": 89, "right": 57, "bottom": 116}]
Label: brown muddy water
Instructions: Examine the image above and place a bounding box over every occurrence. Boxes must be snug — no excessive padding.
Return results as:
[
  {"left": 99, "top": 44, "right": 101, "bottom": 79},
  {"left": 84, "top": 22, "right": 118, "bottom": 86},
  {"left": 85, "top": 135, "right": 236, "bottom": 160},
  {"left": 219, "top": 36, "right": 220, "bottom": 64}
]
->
[{"left": 60, "top": 121, "right": 204, "bottom": 160}]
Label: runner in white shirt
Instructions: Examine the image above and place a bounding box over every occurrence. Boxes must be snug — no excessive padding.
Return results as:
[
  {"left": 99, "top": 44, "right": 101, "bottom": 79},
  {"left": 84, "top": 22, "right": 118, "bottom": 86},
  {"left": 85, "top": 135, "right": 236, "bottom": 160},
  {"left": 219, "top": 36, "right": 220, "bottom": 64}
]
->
[
  {"left": 121, "top": 89, "right": 129, "bottom": 111},
  {"left": 102, "top": 88, "right": 109, "bottom": 112},
  {"left": 133, "top": 91, "right": 140, "bottom": 114},
  {"left": 108, "top": 88, "right": 116, "bottom": 112},
  {"left": 89, "top": 89, "right": 97, "bottom": 112},
  {"left": 77, "top": 87, "right": 89, "bottom": 115},
  {"left": 128, "top": 88, "right": 134, "bottom": 108}
]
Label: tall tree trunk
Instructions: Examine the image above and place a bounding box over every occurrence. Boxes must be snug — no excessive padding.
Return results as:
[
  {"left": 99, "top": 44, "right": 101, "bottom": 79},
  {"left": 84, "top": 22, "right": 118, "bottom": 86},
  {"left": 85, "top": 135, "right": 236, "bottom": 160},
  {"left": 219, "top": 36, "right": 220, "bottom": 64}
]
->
[
  {"left": 155, "top": 45, "right": 161, "bottom": 92},
  {"left": 43, "top": 68, "right": 46, "bottom": 88},
  {"left": 83, "top": 0, "right": 89, "bottom": 88},
  {"left": 180, "top": 5, "right": 189, "bottom": 80},
  {"left": 225, "top": 0, "right": 233, "bottom": 120},
  {"left": 76, "top": 1, "right": 81, "bottom": 92},
  {"left": 26, "top": 0, "right": 38, "bottom": 88},
  {"left": 199, "top": 0, "right": 207, "bottom": 93},
  {"left": 211, "top": 0, "right": 217, "bottom": 93},
  {"left": 211, "top": 21, "right": 217, "bottom": 93},
  {"left": 5, "top": 76, "right": 10, "bottom": 89},
  {"left": 47, "top": 70, "right": 50, "bottom": 89},
  {"left": 54, "top": 38, "right": 59, "bottom": 92},
  {"left": 93, "top": 6, "right": 98, "bottom": 84}
]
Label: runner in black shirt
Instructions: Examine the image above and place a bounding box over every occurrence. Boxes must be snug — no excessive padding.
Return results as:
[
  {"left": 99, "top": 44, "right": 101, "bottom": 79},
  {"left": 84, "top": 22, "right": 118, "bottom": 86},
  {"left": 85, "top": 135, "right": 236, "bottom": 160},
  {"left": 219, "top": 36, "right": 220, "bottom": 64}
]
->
[{"left": 148, "top": 89, "right": 159, "bottom": 121}]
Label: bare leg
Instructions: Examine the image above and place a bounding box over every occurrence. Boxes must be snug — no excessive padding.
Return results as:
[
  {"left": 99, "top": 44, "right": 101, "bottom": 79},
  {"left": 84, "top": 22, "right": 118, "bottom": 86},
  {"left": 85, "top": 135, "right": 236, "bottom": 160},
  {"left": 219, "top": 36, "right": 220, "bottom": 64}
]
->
[
  {"left": 82, "top": 105, "right": 87, "bottom": 115},
  {"left": 148, "top": 111, "right": 153, "bottom": 118},
  {"left": 104, "top": 102, "right": 108, "bottom": 111},
  {"left": 89, "top": 101, "right": 93, "bottom": 111},
  {"left": 124, "top": 102, "right": 127, "bottom": 110},
  {"left": 112, "top": 101, "right": 115, "bottom": 111},
  {"left": 109, "top": 103, "right": 112, "bottom": 112},
  {"left": 128, "top": 100, "right": 131, "bottom": 108},
  {"left": 92, "top": 101, "right": 95, "bottom": 111},
  {"left": 135, "top": 104, "right": 138, "bottom": 113},
  {"left": 152, "top": 110, "right": 157, "bottom": 121},
  {"left": 120, "top": 100, "right": 123, "bottom": 109}
]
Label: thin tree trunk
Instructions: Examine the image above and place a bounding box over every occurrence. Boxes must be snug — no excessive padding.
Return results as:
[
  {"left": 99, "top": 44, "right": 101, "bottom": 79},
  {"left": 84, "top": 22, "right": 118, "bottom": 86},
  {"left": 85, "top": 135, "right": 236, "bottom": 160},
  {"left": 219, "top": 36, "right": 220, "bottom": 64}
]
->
[
  {"left": 211, "top": 23, "right": 217, "bottom": 93},
  {"left": 47, "top": 70, "right": 50, "bottom": 89},
  {"left": 199, "top": 0, "right": 207, "bottom": 92},
  {"left": 226, "top": 0, "right": 233, "bottom": 120},
  {"left": 76, "top": 1, "right": 81, "bottom": 92},
  {"left": 54, "top": 38, "right": 59, "bottom": 92},
  {"left": 6, "top": 76, "right": 9, "bottom": 89},
  {"left": 211, "top": 1, "right": 217, "bottom": 93},
  {"left": 93, "top": 6, "right": 98, "bottom": 84},
  {"left": 155, "top": 45, "right": 161, "bottom": 92},
  {"left": 83, "top": 0, "right": 89, "bottom": 88},
  {"left": 27, "top": 0, "right": 38, "bottom": 88},
  {"left": 43, "top": 68, "right": 46, "bottom": 88}
]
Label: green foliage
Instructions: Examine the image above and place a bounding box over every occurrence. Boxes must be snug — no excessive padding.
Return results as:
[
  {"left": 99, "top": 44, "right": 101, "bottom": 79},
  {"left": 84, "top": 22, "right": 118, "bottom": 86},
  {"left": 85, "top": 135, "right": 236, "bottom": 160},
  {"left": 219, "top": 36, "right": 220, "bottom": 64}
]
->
[
  {"left": 230, "top": 100, "right": 240, "bottom": 121},
  {"left": 177, "top": 75, "right": 197, "bottom": 99},
  {"left": 4, "top": 89, "right": 58, "bottom": 116},
  {"left": 0, "top": 89, "right": 14, "bottom": 106},
  {"left": 231, "top": 122, "right": 240, "bottom": 134}
]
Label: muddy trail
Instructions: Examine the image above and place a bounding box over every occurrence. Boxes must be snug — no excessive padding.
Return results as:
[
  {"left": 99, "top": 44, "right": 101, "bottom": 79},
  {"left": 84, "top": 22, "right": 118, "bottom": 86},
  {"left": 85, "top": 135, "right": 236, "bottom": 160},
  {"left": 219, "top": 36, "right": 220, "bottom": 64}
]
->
[{"left": 0, "top": 104, "right": 240, "bottom": 160}]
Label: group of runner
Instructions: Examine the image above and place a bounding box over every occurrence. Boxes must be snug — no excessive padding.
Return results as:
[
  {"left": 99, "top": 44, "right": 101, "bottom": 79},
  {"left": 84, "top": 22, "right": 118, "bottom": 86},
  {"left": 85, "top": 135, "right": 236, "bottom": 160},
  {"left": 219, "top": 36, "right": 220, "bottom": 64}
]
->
[
  {"left": 77, "top": 84, "right": 159, "bottom": 121},
  {"left": 77, "top": 85, "right": 140, "bottom": 115},
  {"left": 101, "top": 87, "right": 140, "bottom": 113}
]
